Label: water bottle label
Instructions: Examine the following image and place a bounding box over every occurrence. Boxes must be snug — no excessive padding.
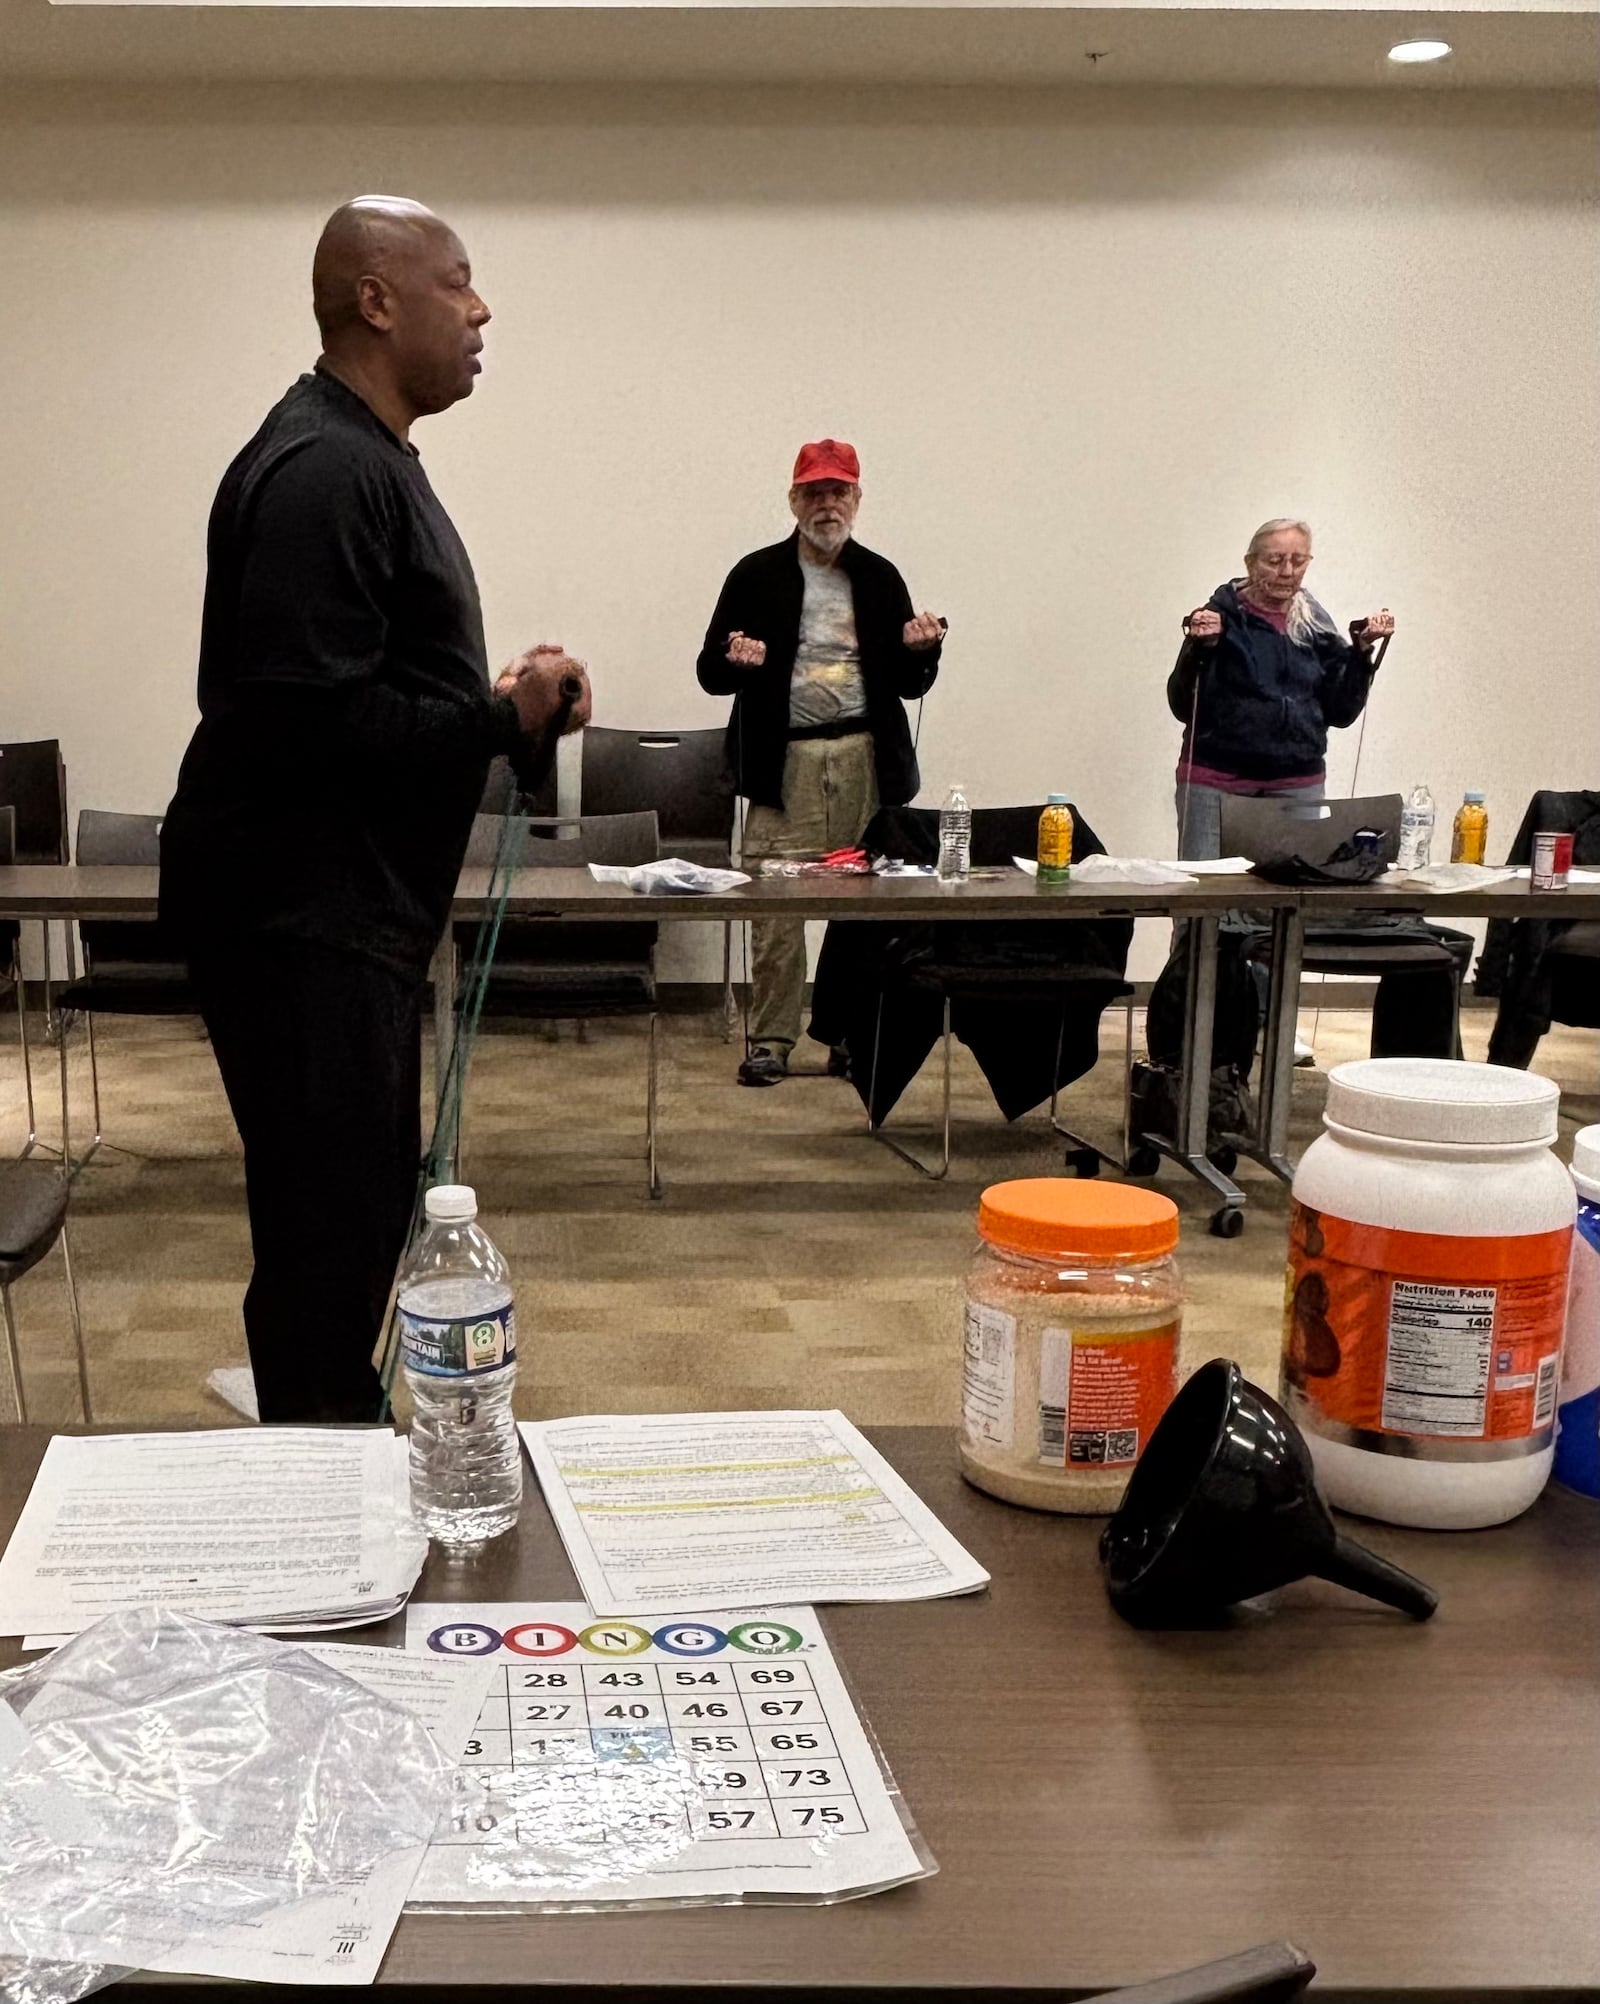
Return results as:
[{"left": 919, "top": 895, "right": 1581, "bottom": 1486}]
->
[{"left": 400, "top": 1302, "right": 516, "bottom": 1377}]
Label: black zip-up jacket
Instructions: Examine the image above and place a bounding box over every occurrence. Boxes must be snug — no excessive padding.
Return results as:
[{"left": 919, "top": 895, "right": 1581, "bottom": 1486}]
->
[
  {"left": 695, "top": 531, "right": 942, "bottom": 809},
  {"left": 1166, "top": 579, "right": 1375, "bottom": 782}
]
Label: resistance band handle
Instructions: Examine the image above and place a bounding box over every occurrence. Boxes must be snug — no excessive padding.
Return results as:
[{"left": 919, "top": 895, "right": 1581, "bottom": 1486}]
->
[{"left": 516, "top": 675, "right": 586, "bottom": 809}]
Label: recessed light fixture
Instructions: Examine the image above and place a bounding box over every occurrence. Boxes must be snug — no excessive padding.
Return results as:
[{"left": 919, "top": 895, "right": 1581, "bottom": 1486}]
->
[{"left": 1388, "top": 38, "right": 1453, "bottom": 63}]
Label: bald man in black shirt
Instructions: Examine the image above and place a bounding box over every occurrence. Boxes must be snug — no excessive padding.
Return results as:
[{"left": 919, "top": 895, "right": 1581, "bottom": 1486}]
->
[{"left": 163, "top": 197, "right": 590, "bottom": 1423}]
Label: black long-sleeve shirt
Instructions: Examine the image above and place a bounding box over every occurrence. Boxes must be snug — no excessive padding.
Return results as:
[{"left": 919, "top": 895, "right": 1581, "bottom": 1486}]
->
[{"left": 162, "top": 368, "right": 524, "bottom": 975}]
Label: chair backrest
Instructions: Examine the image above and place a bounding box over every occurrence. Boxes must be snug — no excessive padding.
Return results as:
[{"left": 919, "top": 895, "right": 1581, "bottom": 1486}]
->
[
  {"left": 1218, "top": 792, "right": 1403, "bottom": 868},
  {"left": 463, "top": 811, "right": 660, "bottom": 871},
  {"left": 75, "top": 808, "right": 164, "bottom": 867},
  {"left": 0, "top": 740, "right": 69, "bottom": 863},
  {"left": 579, "top": 727, "right": 734, "bottom": 849},
  {"left": 74, "top": 810, "right": 187, "bottom": 971}
]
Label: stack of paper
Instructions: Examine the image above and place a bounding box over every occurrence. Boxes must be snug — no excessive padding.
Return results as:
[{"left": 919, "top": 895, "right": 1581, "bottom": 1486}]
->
[
  {"left": 520, "top": 1409, "right": 989, "bottom": 1614},
  {"left": 0, "top": 1430, "right": 426, "bottom": 1643}
]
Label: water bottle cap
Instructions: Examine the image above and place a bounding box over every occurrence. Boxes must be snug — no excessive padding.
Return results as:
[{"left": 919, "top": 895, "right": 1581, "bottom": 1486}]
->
[
  {"left": 424, "top": 1184, "right": 478, "bottom": 1223},
  {"left": 1046, "top": 794, "right": 1069, "bottom": 805},
  {"left": 1464, "top": 790, "right": 1485, "bottom": 804}
]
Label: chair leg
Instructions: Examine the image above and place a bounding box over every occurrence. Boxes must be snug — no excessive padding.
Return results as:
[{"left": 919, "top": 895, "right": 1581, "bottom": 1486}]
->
[
  {"left": 721, "top": 922, "right": 735, "bottom": 1044},
  {"left": 60, "top": 1224, "right": 92, "bottom": 1423},
  {"left": 58, "top": 989, "right": 72, "bottom": 1175},
  {"left": 869, "top": 993, "right": 953, "bottom": 1180},
  {"left": 13, "top": 945, "right": 43, "bottom": 1158},
  {"left": 1, "top": 1279, "right": 25, "bottom": 1425},
  {"left": 1050, "top": 995, "right": 1135, "bottom": 1175},
  {"left": 86, "top": 1009, "right": 105, "bottom": 1160},
  {"left": 646, "top": 1012, "right": 662, "bottom": 1200},
  {"left": 40, "top": 920, "right": 56, "bottom": 1046}
]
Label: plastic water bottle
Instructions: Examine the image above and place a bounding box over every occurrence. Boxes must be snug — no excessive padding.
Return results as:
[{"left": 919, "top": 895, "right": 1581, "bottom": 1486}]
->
[
  {"left": 938, "top": 785, "right": 972, "bottom": 882},
  {"left": 399, "top": 1185, "right": 522, "bottom": 1547},
  {"left": 1397, "top": 783, "right": 1435, "bottom": 871}
]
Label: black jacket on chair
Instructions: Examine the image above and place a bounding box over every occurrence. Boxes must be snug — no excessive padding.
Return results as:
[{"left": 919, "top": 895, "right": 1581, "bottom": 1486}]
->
[
  {"left": 695, "top": 532, "right": 941, "bottom": 810},
  {"left": 809, "top": 804, "right": 1133, "bottom": 1122}
]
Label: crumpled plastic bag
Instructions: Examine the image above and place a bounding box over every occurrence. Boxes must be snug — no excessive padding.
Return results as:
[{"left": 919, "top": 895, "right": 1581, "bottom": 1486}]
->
[
  {"left": 0, "top": 1608, "right": 451, "bottom": 2004},
  {"left": 588, "top": 859, "right": 750, "bottom": 895},
  {"left": 1384, "top": 862, "right": 1517, "bottom": 893},
  {"left": 1012, "top": 855, "right": 1199, "bottom": 885}
]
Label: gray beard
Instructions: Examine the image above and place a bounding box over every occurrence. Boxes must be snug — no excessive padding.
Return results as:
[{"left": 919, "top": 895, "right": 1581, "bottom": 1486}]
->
[{"left": 801, "top": 523, "right": 849, "bottom": 561}]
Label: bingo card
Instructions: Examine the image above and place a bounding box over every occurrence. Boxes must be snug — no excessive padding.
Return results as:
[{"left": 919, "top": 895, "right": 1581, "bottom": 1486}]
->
[{"left": 404, "top": 1603, "right": 930, "bottom": 1906}]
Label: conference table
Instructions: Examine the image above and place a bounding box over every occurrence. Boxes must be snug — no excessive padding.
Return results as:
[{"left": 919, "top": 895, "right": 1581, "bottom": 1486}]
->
[
  {"left": 1, "top": 865, "right": 1593, "bottom": 1230},
  {"left": 1, "top": 1423, "right": 1595, "bottom": 2001}
]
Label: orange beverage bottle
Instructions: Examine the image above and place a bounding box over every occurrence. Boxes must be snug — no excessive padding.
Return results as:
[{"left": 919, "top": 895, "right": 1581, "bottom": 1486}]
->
[
  {"left": 1450, "top": 791, "right": 1488, "bottom": 865},
  {"left": 1038, "top": 795, "right": 1074, "bottom": 885}
]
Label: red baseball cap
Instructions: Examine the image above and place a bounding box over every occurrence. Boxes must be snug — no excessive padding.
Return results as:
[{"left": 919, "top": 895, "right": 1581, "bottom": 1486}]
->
[{"left": 792, "top": 439, "right": 860, "bottom": 486}]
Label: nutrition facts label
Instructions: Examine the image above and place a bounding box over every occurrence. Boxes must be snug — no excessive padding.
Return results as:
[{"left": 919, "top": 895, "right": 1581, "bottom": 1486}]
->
[{"left": 1382, "top": 1281, "right": 1496, "bottom": 1434}]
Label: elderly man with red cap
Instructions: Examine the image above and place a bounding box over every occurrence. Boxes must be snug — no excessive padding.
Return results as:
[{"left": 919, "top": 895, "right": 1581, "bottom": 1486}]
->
[{"left": 696, "top": 439, "right": 946, "bottom": 1086}]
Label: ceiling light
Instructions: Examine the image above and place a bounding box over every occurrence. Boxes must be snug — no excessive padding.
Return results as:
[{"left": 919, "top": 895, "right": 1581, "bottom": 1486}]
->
[{"left": 1388, "top": 38, "right": 1453, "bottom": 63}]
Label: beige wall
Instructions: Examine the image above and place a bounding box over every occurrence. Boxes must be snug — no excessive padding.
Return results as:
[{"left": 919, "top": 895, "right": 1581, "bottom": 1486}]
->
[{"left": 1, "top": 83, "right": 1595, "bottom": 977}]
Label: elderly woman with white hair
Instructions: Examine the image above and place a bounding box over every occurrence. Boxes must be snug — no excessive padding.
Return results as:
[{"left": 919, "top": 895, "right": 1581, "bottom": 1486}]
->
[{"left": 1167, "top": 517, "right": 1394, "bottom": 859}]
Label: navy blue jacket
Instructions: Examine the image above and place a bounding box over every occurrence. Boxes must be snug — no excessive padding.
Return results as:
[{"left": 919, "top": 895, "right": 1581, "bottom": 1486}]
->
[
  {"left": 696, "top": 531, "right": 941, "bottom": 810},
  {"left": 1166, "top": 580, "right": 1375, "bottom": 782}
]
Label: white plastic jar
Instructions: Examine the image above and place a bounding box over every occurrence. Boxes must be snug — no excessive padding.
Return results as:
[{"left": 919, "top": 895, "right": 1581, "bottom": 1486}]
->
[{"left": 1283, "top": 1058, "right": 1576, "bottom": 1530}]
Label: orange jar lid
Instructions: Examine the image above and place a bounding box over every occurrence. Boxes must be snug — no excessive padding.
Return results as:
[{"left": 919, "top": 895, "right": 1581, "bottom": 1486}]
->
[{"left": 977, "top": 1178, "right": 1180, "bottom": 1262}]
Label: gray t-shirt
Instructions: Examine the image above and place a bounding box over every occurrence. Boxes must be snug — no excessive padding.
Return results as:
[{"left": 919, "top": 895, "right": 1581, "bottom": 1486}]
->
[{"left": 789, "top": 557, "right": 867, "bottom": 729}]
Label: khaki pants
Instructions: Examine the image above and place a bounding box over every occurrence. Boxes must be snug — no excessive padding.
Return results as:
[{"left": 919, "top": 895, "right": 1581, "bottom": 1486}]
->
[{"left": 742, "top": 733, "right": 879, "bottom": 1054}]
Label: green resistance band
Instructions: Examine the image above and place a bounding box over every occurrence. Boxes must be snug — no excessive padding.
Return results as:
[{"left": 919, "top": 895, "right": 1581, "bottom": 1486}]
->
[{"left": 375, "top": 801, "right": 533, "bottom": 1418}]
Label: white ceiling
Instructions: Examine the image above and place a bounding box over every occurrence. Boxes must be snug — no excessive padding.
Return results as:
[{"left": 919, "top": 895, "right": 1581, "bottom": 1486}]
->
[{"left": 1, "top": 0, "right": 1595, "bottom": 86}]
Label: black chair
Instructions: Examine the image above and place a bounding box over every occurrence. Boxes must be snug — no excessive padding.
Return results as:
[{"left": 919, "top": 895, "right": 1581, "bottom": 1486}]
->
[
  {"left": 1219, "top": 793, "right": 1472, "bottom": 1061},
  {"left": 813, "top": 803, "right": 1135, "bottom": 1180},
  {"left": 456, "top": 811, "right": 663, "bottom": 1196},
  {"left": 1080, "top": 1941, "right": 1314, "bottom": 2002},
  {"left": 0, "top": 739, "right": 69, "bottom": 866},
  {"left": 1, "top": 807, "right": 44, "bottom": 1158},
  {"left": 1480, "top": 788, "right": 1600, "bottom": 1067},
  {"left": 0, "top": 737, "right": 73, "bottom": 1046},
  {"left": 579, "top": 727, "right": 737, "bottom": 1037},
  {"left": 55, "top": 810, "right": 197, "bottom": 1169},
  {"left": 0, "top": 1159, "right": 91, "bottom": 1422}
]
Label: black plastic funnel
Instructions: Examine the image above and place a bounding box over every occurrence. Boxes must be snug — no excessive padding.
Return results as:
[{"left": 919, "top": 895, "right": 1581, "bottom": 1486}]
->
[{"left": 1100, "top": 1359, "right": 1438, "bottom": 1626}]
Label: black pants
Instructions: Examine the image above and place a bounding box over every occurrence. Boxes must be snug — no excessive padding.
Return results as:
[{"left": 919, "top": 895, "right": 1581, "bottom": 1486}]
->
[{"left": 190, "top": 936, "right": 424, "bottom": 1423}]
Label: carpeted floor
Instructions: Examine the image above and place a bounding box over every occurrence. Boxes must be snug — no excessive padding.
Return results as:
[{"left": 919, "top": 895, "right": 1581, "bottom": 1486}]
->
[{"left": 2, "top": 999, "right": 1595, "bottom": 1431}]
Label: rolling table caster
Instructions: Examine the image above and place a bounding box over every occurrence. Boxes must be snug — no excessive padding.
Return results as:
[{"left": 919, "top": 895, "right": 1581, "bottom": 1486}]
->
[
  {"left": 1063, "top": 1147, "right": 1101, "bottom": 1179},
  {"left": 1210, "top": 1204, "right": 1246, "bottom": 1240},
  {"left": 1127, "top": 1143, "right": 1162, "bottom": 1179}
]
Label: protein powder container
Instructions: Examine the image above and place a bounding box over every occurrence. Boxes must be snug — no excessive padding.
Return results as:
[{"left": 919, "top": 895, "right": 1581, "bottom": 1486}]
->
[
  {"left": 1283, "top": 1059, "right": 1576, "bottom": 1530},
  {"left": 1555, "top": 1125, "right": 1600, "bottom": 1497},
  {"left": 961, "top": 1180, "right": 1182, "bottom": 1514}
]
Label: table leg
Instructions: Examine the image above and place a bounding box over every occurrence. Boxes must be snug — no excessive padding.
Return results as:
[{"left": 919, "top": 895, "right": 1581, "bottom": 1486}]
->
[
  {"left": 1146, "top": 913, "right": 1246, "bottom": 1230},
  {"left": 1256, "top": 908, "right": 1302, "bottom": 1184}
]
